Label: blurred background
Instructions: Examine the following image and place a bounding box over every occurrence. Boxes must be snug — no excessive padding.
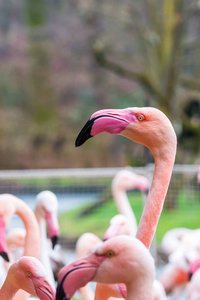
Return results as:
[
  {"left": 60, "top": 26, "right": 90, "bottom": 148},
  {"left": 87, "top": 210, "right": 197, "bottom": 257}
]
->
[
  {"left": 0, "top": 0, "right": 199, "bottom": 169},
  {"left": 0, "top": 2, "right": 200, "bottom": 298}
]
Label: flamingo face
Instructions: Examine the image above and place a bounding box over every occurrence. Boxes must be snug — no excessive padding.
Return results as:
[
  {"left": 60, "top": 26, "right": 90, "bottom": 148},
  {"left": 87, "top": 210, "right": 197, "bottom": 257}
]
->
[
  {"left": 75, "top": 107, "right": 176, "bottom": 158},
  {"left": 9, "top": 256, "right": 56, "bottom": 299},
  {"left": 0, "top": 215, "right": 9, "bottom": 262},
  {"left": 56, "top": 236, "right": 155, "bottom": 300}
]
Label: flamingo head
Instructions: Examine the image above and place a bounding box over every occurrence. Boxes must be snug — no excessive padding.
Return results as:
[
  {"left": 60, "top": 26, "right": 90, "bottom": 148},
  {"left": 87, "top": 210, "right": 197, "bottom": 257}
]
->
[
  {"left": 10, "top": 256, "right": 55, "bottom": 299},
  {"left": 56, "top": 236, "right": 155, "bottom": 300},
  {"left": 112, "top": 169, "right": 150, "bottom": 194},
  {"left": 103, "top": 214, "right": 131, "bottom": 240},
  {"left": 35, "top": 190, "right": 60, "bottom": 248},
  {"left": 75, "top": 107, "right": 177, "bottom": 159},
  {"left": 0, "top": 215, "right": 9, "bottom": 262}
]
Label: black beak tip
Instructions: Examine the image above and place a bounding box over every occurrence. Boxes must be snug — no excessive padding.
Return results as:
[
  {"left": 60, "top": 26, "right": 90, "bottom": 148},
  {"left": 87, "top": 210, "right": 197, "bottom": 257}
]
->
[
  {"left": 75, "top": 118, "right": 95, "bottom": 147},
  {"left": 0, "top": 251, "right": 9, "bottom": 262},
  {"left": 56, "top": 283, "right": 70, "bottom": 300},
  {"left": 51, "top": 236, "right": 58, "bottom": 249}
]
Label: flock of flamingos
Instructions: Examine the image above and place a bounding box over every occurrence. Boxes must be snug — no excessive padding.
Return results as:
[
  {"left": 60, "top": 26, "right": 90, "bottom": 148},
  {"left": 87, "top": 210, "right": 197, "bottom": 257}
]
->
[{"left": 0, "top": 106, "right": 200, "bottom": 300}]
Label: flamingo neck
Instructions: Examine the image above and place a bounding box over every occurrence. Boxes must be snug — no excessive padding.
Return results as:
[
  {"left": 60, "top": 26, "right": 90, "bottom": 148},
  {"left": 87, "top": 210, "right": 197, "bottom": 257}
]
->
[
  {"left": 112, "top": 187, "right": 137, "bottom": 236},
  {"left": 126, "top": 279, "right": 154, "bottom": 300},
  {"left": 80, "top": 285, "right": 94, "bottom": 300},
  {"left": 35, "top": 209, "right": 56, "bottom": 287},
  {"left": 15, "top": 200, "right": 40, "bottom": 258},
  {"left": 136, "top": 151, "right": 175, "bottom": 249},
  {"left": 0, "top": 278, "right": 18, "bottom": 299}
]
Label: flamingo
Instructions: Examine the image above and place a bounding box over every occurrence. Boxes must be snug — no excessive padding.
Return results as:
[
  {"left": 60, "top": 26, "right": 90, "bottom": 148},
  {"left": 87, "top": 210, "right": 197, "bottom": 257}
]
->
[
  {"left": 198, "top": 166, "right": 200, "bottom": 184},
  {"left": 0, "top": 194, "right": 40, "bottom": 300},
  {"left": 75, "top": 107, "right": 177, "bottom": 249},
  {"left": 161, "top": 227, "right": 192, "bottom": 257},
  {"left": 160, "top": 228, "right": 200, "bottom": 298},
  {"left": 34, "top": 190, "right": 60, "bottom": 286},
  {"left": 107, "top": 169, "right": 150, "bottom": 238},
  {"left": 76, "top": 232, "right": 103, "bottom": 300},
  {"left": 56, "top": 235, "right": 156, "bottom": 300},
  {"left": 2, "top": 191, "right": 60, "bottom": 287},
  {"left": 186, "top": 268, "right": 200, "bottom": 300},
  {"left": 58, "top": 106, "right": 176, "bottom": 299},
  {"left": 0, "top": 256, "right": 55, "bottom": 299},
  {"left": 185, "top": 257, "right": 200, "bottom": 299}
]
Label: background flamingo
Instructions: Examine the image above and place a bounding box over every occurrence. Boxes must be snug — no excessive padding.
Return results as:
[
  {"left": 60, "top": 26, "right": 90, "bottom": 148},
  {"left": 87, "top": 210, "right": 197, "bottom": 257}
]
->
[
  {"left": 35, "top": 190, "right": 60, "bottom": 287},
  {"left": 0, "top": 193, "right": 40, "bottom": 300},
  {"left": 2, "top": 190, "right": 62, "bottom": 287},
  {"left": 76, "top": 232, "right": 102, "bottom": 300},
  {"left": 0, "top": 256, "right": 55, "bottom": 299},
  {"left": 104, "top": 169, "right": 149, "bottom": 240}
]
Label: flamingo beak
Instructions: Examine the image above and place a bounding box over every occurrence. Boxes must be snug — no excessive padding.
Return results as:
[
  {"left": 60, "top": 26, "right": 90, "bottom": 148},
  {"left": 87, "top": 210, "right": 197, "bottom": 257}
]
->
[
  {"left": 0, "top": 216, "right": 9, "bottom": 262},
  {"left": 32, "top": 276, "right": 56, "bottom": 300},
  {"left": 45, "top": 211, "right": 60, "bottom": 249},
  {"left": 75, "top": 108, "right": 136, "bottom": 147},
  {"left": 56, "top": 253, "right": 106, "bottom": 300}
]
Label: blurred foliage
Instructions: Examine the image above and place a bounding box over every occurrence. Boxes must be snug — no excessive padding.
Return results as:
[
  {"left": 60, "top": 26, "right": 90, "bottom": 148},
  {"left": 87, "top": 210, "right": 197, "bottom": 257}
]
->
[{"left": 0, "top": 0, "right": 199, "bottom": 169}]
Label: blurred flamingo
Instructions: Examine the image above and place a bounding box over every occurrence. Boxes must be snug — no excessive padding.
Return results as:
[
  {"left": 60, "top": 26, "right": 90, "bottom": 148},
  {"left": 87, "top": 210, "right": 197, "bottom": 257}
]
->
[
  {"left": 104, "top": 169, "right": 149, "bottom": 239},
  {"left": 0, "top": 194, "right": 40, "bottom": 300},
  {"left": 0, "top": 256, "right": 55, "bottom": 299}
]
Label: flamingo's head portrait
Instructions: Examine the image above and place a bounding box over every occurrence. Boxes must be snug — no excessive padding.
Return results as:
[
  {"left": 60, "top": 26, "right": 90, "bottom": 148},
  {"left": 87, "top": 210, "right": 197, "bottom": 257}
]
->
[
  {"left": 75, "top": 107, "right": 177, "bottom": 158},
  {"left": 10, "top": 256, "right": 56, "bottom": 299},
  {"left": 56, "top": 236, "right": 155, "bottom": 300}
]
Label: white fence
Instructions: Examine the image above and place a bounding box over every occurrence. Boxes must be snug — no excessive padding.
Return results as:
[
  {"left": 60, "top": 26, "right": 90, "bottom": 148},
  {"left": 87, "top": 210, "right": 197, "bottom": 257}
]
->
[{"left": 0, "top": 164, "right": 199, "bottom": 211}]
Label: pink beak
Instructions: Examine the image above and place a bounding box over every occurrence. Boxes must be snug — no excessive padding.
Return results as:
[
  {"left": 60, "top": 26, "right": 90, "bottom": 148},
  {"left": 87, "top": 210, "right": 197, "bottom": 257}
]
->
[
  {"left": 31, "top": 275, "right": 56, "bottom": 300},
  {"left": 45, "top": 210, "right": 60, "bottom": 248},
  {"left": 75, "top": 108, "right": 136, "bottom": 147},
  {"left": 56, "top": 253, "right": 106, "bottom": 300},
  {"left": 0, "top": 216, "right": 9, "bottom": 262}
]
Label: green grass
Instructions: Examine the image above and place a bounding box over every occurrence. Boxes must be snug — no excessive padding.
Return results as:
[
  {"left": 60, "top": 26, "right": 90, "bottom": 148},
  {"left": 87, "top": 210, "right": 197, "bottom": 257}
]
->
[{"left": 59, "top": 190, "right": 200, "bottom": 244}]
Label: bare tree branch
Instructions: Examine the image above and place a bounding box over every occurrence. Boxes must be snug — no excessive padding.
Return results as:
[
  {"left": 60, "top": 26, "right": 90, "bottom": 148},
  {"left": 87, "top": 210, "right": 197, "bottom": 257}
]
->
[{"left": 92, "top": 42, "right": 166, "bottom": 103}]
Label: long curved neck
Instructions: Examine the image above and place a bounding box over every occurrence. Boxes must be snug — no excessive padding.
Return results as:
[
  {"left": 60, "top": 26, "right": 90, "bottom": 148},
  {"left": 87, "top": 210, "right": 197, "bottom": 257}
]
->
[
  {"left": 112, "top": 186, "right": 137, "bottom": 236},
  {"left": 34, "top": 209, "right": 56, "bottom": 287},
  {"left": 136, "top": 148, "right": 176, "bottom": 249},
  {"left": 0, "top": 280, "right": 17, "bottom": 300},
  {"left": 15, "top": 199, "right": 40, "bottom": 258}
]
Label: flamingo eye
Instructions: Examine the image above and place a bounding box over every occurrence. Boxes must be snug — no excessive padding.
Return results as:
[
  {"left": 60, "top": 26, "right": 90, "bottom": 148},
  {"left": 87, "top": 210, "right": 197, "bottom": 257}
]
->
[
  {"left": 106, "top": 250, "right": 114, "bottom": 258},
  {"left": 27, "top": 271, "right": 32, "bottom": 277},
  {"left": 137, "top": 114, "right": 145, "bottom": 121}
]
